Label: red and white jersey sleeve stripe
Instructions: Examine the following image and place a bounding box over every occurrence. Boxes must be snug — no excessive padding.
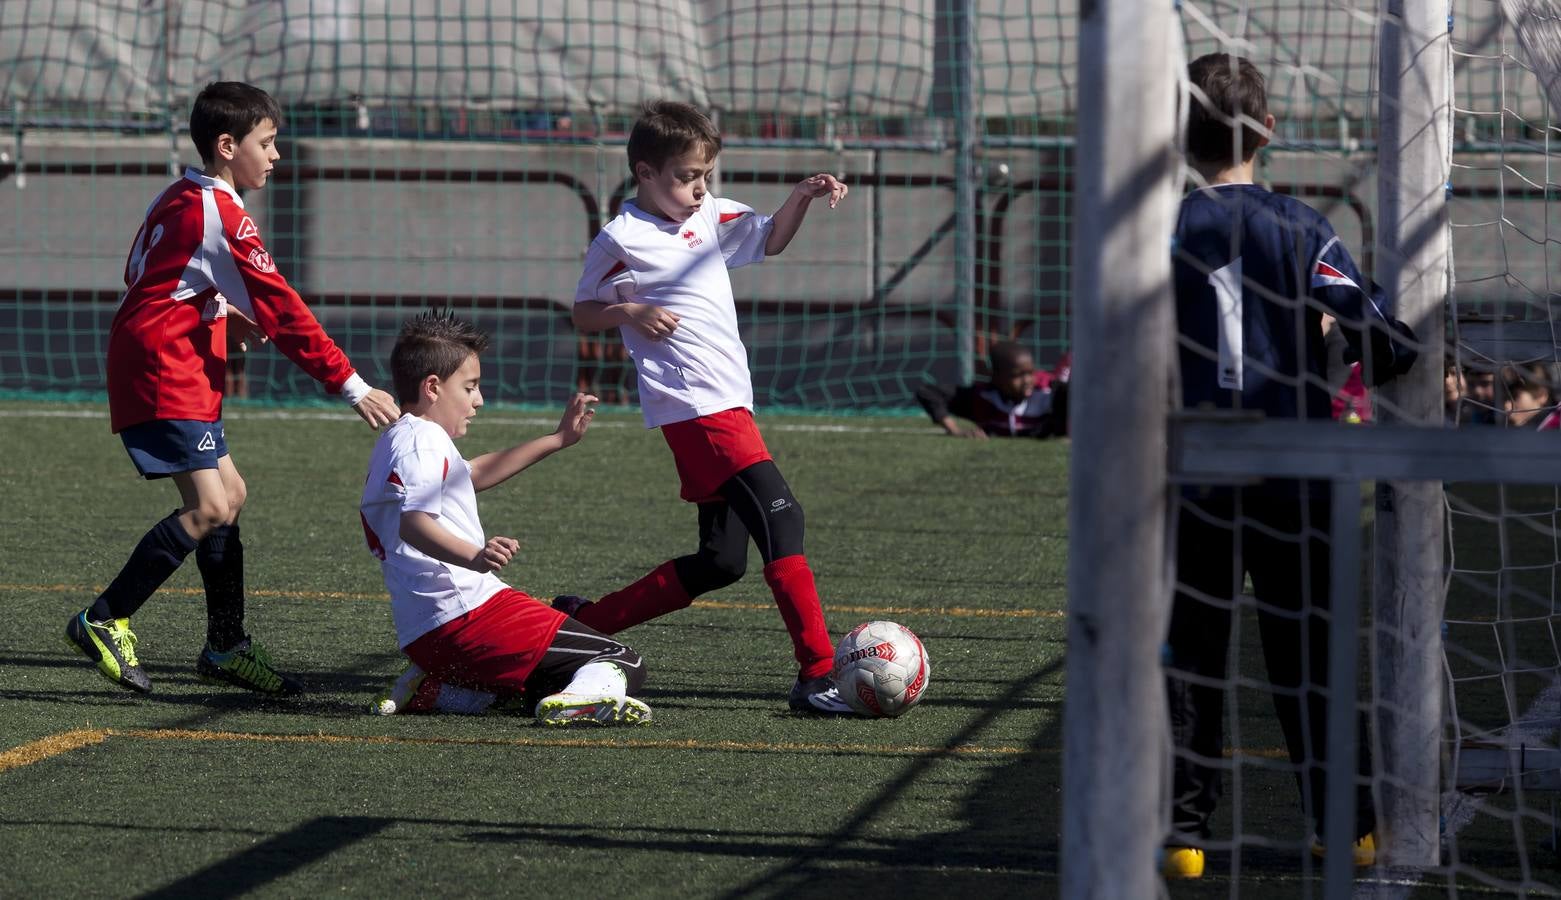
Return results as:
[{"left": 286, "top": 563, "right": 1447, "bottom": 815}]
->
[
  {"left": 574, "top": 234, "right": 635, "bottom": 304},
  {"left": 711, "top": 198, "right": 771, "bottom": 269}
]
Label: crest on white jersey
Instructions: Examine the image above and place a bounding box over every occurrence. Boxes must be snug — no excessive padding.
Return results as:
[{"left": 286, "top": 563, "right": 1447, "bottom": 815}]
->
[
  {"left": 235, "top": 217, "right": 259, "bottom": 242},
  {"left": 247, "top": 247, "right": 277, "bottom": 273}
]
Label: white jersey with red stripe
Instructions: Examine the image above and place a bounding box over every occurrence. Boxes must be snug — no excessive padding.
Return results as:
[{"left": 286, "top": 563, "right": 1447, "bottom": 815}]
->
[
  {"left": 574, "top": 196, "right": 772, "bottom": 428},
  {"left": 360, "top": 415, "right": 507, "bottom": 648},
  {"left": 107, "top": 167, "right": 368, "bottom": 432}
]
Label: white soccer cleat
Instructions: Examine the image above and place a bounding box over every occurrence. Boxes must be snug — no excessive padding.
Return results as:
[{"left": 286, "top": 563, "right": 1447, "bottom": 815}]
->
[
  {"left": 535, "top": 692, "right": 652, "bottom": 727},
  {"left": 789, "top": 675, "right": 856, "bottom": 715},
  {"left": 371, "top": 662, "right": 431, "bottom": 715}
]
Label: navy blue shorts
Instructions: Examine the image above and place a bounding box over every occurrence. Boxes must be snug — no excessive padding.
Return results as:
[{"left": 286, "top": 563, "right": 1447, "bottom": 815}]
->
[{"left": 120, "top": 419, "right": 228, "bottom": 479}]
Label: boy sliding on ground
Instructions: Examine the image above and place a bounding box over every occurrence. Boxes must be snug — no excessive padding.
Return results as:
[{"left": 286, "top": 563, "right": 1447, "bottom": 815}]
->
[
  {"left": 568, "top": 100, "right": 853, "bottom": 714},
  {"left": 67, "top": 81, "right": 399, "bottom": 695},
  {"left": 361, "top": 312, "right": 651, "bottom": 726}
]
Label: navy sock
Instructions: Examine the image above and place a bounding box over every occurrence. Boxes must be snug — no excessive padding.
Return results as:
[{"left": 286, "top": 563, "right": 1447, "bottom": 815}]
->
[
  {"left": 90, "top": 513, "right": 199, "bottom": 621},
  {"left": 197, "top": 524, "right": 246, "bottom": 652}
]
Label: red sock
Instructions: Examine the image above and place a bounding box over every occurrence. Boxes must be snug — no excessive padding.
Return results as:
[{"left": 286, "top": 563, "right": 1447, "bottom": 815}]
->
[
  {"left": 764, "top": 555, "right": 834, "bottom": 680},
  {"left": 574, "top": 560, "right": 690, "bottom": 634}
]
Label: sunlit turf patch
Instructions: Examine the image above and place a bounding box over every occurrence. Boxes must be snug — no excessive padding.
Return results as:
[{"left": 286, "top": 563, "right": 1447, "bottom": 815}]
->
[{"left": 0, "top": 728, "right": 109, "bottom": 774}]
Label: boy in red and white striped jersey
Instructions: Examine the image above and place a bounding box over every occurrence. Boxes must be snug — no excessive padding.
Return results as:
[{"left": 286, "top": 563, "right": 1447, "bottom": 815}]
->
[
  {"left": 570, "top": 100, "right": 853, "bottom": 714},
  {"left": 65, "top": 82, "right": 399, "bottom": 696}
]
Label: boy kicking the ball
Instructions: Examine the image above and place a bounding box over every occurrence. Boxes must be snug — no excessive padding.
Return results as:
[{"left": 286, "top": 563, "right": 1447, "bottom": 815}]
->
[
  {"left": 568, "top": 100, "right": 852, "bottom": 714},
  {"left": 66, "top": 81, "right": 400, "bottom": 695},
  {"left": 360, "top": 312, "right": 651, "bottom": 726}
]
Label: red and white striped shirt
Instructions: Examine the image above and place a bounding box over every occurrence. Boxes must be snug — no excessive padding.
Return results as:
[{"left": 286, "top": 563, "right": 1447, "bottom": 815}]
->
[{"left": 107, "top": 167, "right": 368, "bottom": 432}]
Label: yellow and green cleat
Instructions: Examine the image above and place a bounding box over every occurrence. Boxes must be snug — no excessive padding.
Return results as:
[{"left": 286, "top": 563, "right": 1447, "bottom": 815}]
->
[
  {"left": 196, "top": 637, "right": 303, "bottom": 695},
  {"left": 65, "top": 610, "right": 152, "bottom": 693}
]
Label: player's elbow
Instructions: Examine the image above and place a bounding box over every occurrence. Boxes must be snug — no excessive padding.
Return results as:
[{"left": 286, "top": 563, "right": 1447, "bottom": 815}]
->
[{"left": 571, "top": 304, "right": 601, "bottom": 332}]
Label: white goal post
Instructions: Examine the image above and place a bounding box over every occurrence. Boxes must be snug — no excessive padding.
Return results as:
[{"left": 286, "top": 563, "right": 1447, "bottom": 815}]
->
[{"left": 1061, "top": 0, "right": 1178, "bottom": 897}]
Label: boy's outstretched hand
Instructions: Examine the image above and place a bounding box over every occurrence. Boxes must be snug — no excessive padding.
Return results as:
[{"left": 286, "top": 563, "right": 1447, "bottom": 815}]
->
[
  {"left": 226, "top": 307, "right": 269, "bottom": 354},
  {"left": 473, "top": 536, "right": 519, "bottom": 573},
  {"left": 624, "top": 302, "right": 681, "bottom": 342},
  {"left": 556, "top": 392, "right": 599, "bottom": 446},
  {"left": 795, "top": 173, "right": 848, "bottom": 208},
  {"left": 354, "top": 388, "right": 401, "bottom": 430}
]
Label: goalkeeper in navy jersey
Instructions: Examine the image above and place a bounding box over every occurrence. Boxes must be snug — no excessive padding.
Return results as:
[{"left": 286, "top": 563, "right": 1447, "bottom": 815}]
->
[{"left": 1161, "top": 53, "right": 1418, "bottom": 881}]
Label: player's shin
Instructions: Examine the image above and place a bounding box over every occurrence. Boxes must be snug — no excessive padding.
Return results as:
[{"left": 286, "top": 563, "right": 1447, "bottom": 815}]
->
[
  {"left": 196, "top": 524, "right": 245, "bottom": 651},
  {"left": 763, "top": 554, "right": 834, "bottom": 679},
  {"left": 91, "top": 512, "right": 200, "bottom": 621},
  {"left": 560, "top": 660, "right": 629, "bottom": 699},
  {"left": 573, "top": 560, "right": 690, "bottom": 633}
]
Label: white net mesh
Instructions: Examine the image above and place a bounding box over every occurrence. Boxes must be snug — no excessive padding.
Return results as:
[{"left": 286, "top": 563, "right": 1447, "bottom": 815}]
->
[
  {"left": 1442, "top": 2, "right": 1561, "bottom": 891},
  {"left": 1165, "top": 0, "right": 1561, "bottom": 892}
]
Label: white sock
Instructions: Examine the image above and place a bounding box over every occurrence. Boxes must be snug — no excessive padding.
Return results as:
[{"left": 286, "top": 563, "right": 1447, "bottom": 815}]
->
[
  {"left": 560, "top": 661, "right": 628, "bottom": 699},
  {"left": 433, "top": 683, "right": 497, "bottom": 715}
]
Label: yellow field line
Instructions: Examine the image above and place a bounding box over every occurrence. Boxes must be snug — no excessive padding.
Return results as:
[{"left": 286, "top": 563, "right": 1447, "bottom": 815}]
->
[
  {"left": 0, "top": 727, "right": 1291, "bottom": 773},
  {"left": 0, "top": 728, "right": 110, "bottom": 774},
  {"left": 116, "top": 727, "right": 1034, "bottom": 756},
  {"left": 0, "top": 727, "right": 1029, "bottom": 768},
  {"left": 0, "top": 583, "right": 1059, "bottom": 619}
]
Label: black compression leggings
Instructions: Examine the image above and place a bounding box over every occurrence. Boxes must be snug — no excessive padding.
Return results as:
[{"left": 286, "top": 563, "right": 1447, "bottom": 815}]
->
[{"left": 672, "top": 460, "right": 806, "bottom": 597}]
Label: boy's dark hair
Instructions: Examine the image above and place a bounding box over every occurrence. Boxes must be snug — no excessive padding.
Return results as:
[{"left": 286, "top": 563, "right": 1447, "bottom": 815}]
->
[
  {"left": 1185, "top": 53, "right": 1269, "bottom": 167},
  {"left": 988, "top": 341, "right": 1033, "bottom": 375},
  {"left": 1504, "top": 362, "right": 1555, "bottom": 398},
  {"left": 189, "top": 82, "right": 284, "bottom": 164},
  {"left": 627, "top": 100, "right": 722, "bottom": 179},
  {"left": 390, "top": 310, "right": 491, "bottom": 405}
]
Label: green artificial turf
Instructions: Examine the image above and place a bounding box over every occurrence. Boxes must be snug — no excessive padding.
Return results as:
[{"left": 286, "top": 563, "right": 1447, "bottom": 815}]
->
[{"left": 0, "top": 402, "right": 1555, "bottom": 897}]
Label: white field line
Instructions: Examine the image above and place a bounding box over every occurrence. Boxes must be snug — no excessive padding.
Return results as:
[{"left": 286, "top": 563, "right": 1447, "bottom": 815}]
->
[{"left": 0, "top": 406, "right": 934, "bottom": 435}]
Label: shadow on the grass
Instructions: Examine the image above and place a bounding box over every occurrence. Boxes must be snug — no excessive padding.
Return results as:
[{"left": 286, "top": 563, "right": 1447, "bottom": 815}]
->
[
  {"left": 692, "top": 658, "right": 1066, "bottom": 899},
  {"left": 136, "top": 815, "right": 396, "bottom": 899},
  {"left": 0, "top": 648, "right": 406, "bottom": 723}
]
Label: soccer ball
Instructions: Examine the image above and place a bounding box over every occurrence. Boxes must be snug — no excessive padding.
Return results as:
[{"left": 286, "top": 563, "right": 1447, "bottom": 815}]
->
[{"left": 831, "top": 621, "right": 930, "bottom": 717}]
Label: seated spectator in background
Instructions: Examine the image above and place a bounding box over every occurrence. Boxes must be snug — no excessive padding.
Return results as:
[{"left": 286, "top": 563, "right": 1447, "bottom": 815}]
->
[
  {"left": 1502, "top": 362, "right": 1560, "bottom": 429},
  {"left": 915, "top": 341, "right": 1068, "bottom": 438},
  {"left": 1445, "top": 359, "right": 1466, "bottom": 426},
  {"left": 1464, "top": 365, "right": 1498, "bottom": 425}
]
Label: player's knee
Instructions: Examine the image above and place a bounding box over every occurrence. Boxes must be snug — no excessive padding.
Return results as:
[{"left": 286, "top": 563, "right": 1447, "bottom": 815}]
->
[
  {"left": 187, "top": 500, "right": 232, "bottom": 537},
  {"left": 676, "top": 547, "right": 747, "bottom": 596},
  {"left": 702, "top": 545, "right": 748, "bottom": 589},
  {"left": 225, "top": 475, "right": 247, "bottom": 517}
]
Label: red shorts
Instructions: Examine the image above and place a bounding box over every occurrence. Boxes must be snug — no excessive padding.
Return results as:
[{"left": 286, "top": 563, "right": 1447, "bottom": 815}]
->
[
  {"left": 403, "top": 588, "right": 567, "bottom": 693},
  {"left": 661, "top": 408, "right": 773, "bottom": 503}
]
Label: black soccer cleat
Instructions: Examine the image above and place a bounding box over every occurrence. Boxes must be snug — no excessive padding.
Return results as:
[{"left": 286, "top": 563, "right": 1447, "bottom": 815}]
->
[
  {"left": 195, "top": 636, "right": 304, "bottom": 695},
  {"left": 65, "top": 610, "right": 153, "bottom": 693}
]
